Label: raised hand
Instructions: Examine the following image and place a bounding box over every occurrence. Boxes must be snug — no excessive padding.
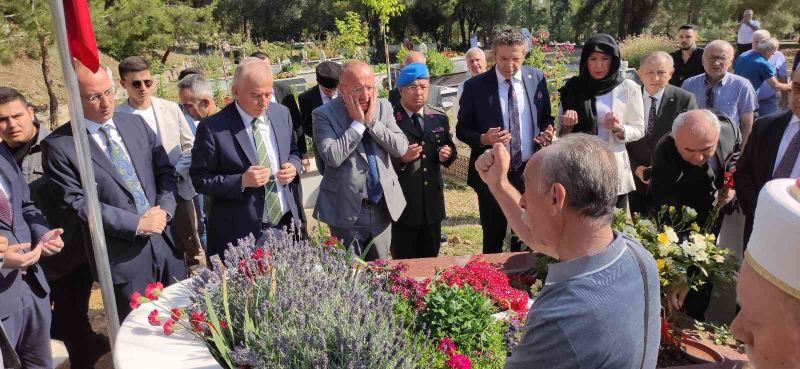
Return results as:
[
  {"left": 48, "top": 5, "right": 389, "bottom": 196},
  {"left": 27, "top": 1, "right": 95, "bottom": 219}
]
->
[{"left": 476, "top": 143, "right": 510, "bottom": 189}]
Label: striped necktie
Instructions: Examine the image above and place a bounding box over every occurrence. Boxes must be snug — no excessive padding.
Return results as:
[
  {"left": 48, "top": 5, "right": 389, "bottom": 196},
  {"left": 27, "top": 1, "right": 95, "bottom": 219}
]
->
[
  {"left": 506, "top": 79, "right": 523, "bottom": 170},
  {"left": 98, "top": 125, "right": 150, "bottom": 214},
  {"left": 646, "top": 96, "right": 657, "bottom": 140},
  {"left": 250, "top": 118, "right": 284, "bottom": 225}
]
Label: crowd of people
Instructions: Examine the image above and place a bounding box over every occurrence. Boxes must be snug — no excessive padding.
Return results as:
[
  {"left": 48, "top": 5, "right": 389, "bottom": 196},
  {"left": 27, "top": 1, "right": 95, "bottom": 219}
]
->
[{"left": 0, "top": 8, "right": 799, "bottom": 368}]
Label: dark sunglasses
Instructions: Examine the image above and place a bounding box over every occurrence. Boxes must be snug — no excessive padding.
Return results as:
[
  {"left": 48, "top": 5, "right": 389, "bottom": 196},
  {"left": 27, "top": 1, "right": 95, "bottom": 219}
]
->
[{"left": 131, "top": 79, "right": 154, "bottom": 89}]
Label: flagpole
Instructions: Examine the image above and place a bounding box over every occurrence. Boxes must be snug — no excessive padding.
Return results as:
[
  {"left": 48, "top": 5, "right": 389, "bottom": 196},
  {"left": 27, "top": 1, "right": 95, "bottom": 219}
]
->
[{"left": 48, "top": 0, "right": 121, "bottom": 350}]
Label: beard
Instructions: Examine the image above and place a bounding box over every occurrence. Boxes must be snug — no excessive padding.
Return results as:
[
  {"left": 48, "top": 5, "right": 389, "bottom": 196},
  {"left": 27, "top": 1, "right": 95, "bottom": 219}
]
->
[{"left": 679, "top": 44, "right": 694, "bottom": 51}]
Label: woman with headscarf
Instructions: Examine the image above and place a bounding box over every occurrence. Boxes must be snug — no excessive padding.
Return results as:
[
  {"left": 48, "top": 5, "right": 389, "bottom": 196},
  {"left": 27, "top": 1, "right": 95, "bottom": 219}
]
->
[{"left": 558, "top": 33, "right": 645, "bottom": 210}]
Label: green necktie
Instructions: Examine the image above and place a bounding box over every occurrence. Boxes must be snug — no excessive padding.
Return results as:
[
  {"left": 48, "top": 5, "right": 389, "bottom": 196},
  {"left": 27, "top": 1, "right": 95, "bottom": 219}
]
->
[{"left": 251, "top": 118, "right": 283, "bottom": 225}]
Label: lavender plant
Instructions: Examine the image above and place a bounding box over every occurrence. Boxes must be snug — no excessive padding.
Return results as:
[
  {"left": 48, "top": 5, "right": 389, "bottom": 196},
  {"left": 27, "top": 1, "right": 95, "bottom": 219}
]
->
[{"left": 187, "top": 232, "right": 430, "bottom": 369}]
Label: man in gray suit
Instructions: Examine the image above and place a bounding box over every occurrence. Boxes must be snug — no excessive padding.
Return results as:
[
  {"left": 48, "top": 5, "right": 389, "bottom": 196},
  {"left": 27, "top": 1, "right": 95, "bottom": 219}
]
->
[{"left": 313, "top": 61, "right": 408, "bottom": 260}]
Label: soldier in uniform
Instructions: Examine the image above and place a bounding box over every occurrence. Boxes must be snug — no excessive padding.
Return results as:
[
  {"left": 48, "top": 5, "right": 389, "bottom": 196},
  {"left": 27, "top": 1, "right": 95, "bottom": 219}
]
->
[{"left": 390, "top": 63, "right": 457, "bottom": 258}]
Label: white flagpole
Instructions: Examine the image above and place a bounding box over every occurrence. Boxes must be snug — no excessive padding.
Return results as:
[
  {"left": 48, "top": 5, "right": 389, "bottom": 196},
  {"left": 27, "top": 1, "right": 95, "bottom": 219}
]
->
[{"left": 47, "top": 0, "right": 121, "bottom": 350}]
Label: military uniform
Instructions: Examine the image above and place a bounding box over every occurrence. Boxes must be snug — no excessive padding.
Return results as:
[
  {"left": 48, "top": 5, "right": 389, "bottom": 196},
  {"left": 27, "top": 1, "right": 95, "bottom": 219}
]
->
[{"left": 390, "top": 104, "right": 457, "bottom": 258}]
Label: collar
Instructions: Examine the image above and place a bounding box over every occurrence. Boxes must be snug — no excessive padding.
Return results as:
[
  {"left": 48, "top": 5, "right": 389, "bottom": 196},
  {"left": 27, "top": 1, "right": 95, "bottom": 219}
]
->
[
  {"left": 544, "top": 231, "right": 628, "bottom": 286},
  {"left": 235, "top": 101, "right": 264, "bottom": 126},
  {"left": 495, "top": 66, "right": 522, "bottom": 84},
  {"left": 704, "top": 72, "right": 730, "bottom": 87},
  {"left": 644, "top": 86, "right": 666, "bottom": 100},
  {"left": 790, "top": 114, "right": 800, "bottom": 126},
  {"left": 318, "top": 86, "right": 337, "bottom": 100},
  {"left": 85, "top": 117, "right": 116, "bottom": 134},
  {"left": 402, "top": 104, "right": 425, "bottom": 119}
]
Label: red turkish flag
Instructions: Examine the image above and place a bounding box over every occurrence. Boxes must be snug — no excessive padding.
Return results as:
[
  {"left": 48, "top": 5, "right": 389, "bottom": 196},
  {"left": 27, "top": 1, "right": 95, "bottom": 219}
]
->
[{"left": 63, "top": 0, "right": 100, "bottom": 72}]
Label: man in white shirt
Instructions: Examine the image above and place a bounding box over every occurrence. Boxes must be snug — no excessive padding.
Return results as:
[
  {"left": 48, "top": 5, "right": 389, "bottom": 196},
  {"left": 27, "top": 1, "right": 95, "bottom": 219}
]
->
[
  {"left": 115, "top": 56, "right": 202, "bottom": 267},
  {"left": 457, "top": 47, "right": 487, "bottom": 102},
  {"left": 735, "top": 9, "right": 761, "bottom": 57}
]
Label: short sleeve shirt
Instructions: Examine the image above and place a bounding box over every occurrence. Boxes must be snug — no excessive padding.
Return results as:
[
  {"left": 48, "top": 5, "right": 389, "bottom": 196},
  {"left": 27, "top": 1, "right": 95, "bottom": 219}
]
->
[
  {"left": 681, "top": 73, "right": 757, "bottom": 125},
  {"left": 734, "top": 51, "right": 776, "bottom": 93},
  {"left": 737, "top": 20, "right": 761, "bottom": 44},
  {"left": 755, "top": 51, "right": 787, "bottom": 100}
]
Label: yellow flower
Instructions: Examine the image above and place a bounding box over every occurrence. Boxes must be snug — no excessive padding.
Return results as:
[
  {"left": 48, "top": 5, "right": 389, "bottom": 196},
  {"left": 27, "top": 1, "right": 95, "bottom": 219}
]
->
[
  {"left": 657, "top": 233, "right": 669, "bottom": 244},
  {"left": 656, "top": 259, "right": 666, "bottom": 270},
  {"left": 669, "top": 206, "right": 676, "bottom": 214}
]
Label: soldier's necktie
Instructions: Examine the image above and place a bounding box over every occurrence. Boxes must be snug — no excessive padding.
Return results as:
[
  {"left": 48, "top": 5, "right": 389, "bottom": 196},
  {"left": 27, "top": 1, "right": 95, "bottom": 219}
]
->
[
  {"left": 362, "top": 133, "right": 383, "bottom": 204},
  {"left": 0, "top": 189, "right": 11, "bottom": 224},
  {"left": 98, "top": 125, "right": 150, "bottom": 215},
  {"left": 411, "top": 112, "right": 423, "bottom": 135},
  {"left": 774, "top": 128, "right": 800, "bottom": 178},
  {"left": 646, "top": 96, "right": 658, "bottom": 140},
  {"left": 506, "top": 79, "right": 523, "bottom": 170},
  {"left": 251, "top": 118, "right": 284, "bottom": 225}
]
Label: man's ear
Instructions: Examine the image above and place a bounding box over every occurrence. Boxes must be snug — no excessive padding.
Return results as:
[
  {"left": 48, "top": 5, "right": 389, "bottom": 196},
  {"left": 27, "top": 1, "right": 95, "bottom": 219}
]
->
[{"left": 551, "top": 182, "right": 567, "bottom": 211}]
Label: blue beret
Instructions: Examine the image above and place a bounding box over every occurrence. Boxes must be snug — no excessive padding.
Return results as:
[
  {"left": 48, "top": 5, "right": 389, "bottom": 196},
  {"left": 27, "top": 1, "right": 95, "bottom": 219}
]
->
[{"left": 396, "top": 63, "right": 430, "bottom": 87}]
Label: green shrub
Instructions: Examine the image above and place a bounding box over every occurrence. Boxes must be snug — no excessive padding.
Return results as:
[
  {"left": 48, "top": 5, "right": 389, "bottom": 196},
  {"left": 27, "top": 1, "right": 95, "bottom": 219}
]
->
[
  {"left": 619, "top": 34, "right": 674, "bottom": 69},
  {"left": 425, "top": 50, "right": 454, "bottom": 77}
]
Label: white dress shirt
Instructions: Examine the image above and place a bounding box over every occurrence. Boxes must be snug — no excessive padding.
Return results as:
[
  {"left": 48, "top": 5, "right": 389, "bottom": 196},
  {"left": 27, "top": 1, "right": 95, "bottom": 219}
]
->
[
  {"left": 774, "top": 114, "right": 800, "bottom": 178},
  {"left": 737, "top": 20, "right": 761, "bottom": 44},
  {"left": 403, "top": 106, "right": 425, "bottom": 130},
  {"left": 496, "top": 67, "right": 535, "bottom": 161},
  {"left": 131, "top": 105, "right": 160, "bottom": 138},
  {"left": 86, "top": 118, "right": 133, "bottom": 160},
  {"left": 319, "top": 86, "right": 337, "bottom": 105},
  {"left": 595, "top": 91, "right": 614, "bottom": 141},
  {"left": 643, "top": 87, "right": 666, "bottom": 135},
  {"left": 235, "top": 103, "right": 289, "bottom": 215}
]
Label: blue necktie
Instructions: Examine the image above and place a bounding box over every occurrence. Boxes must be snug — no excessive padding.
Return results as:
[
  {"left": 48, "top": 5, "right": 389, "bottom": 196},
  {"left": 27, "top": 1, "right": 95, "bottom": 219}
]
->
[
  {"left": 506, "top": 79, "right": 523, "bottom": 169},
  {"left": 98, "top": 125, "right": 150, "bottom": 214},
  {"left": 361, "top": 133, "right": 383, "bottom": 204}
]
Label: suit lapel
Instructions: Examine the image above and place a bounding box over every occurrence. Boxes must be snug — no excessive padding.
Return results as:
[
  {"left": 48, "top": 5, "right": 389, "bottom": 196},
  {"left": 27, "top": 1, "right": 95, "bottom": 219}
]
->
[
  {"left": 489, "top": 66, "right": 504, "bottom": 129},
  {"left": 520, "top": 67, "right": 540, "bottom": 133},
  {"left": 311, "top": 87, "right": 323, "bottom": 109},
  {"left": 397, "top": 108, "right": 422, "bottom": 139},
  {"left": 267, "top": 107, "right": 285, "bottom": 163},
  {"left": 656, "top": 86, "right": 674, "bottom": 122},
  {"left": 228, "top": 104, "right": 258, "bottom": 166},
  {"left": 87, "top": 129, "right": 132, "bottom": 196},
  {"left": 0, "top": 147, "right": 17, "bottom": 227},
  {"left": 764, "top": 111, "right": 793, "bottom": 177}
]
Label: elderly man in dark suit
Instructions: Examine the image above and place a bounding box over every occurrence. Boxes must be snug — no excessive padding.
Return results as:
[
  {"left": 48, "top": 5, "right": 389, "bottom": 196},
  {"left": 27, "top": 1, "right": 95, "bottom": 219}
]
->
[
  {"left": 297, "top": 61, "right": 342, "bottom": 175},
  {"left": 628, "top": 51, "right": 698, "bottom": 214},
  {"left": 191, "top": 57, "right": 304, "bottom": 259},
  {"left": 42, "top": 62, "right": 186, "bottom": 320},
  {"left": 313, "top": 60, "right": 408, "bottom": 260},
  {"left": 0, "top": 95, "right": 65, "bottom": 368},
  {"left": 390, "top": 63, "right": 457, "bottom": 259},
  {"left": 456, "top": 29, "right": 554, "bottom": 253},
  {"left": 735, "top": 67, "right": 800, "bottom": 245}
]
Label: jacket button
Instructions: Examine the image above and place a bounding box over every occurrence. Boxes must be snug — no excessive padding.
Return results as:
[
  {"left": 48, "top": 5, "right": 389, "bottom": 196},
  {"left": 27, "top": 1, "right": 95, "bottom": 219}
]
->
[
  {"left": 422, "top": 154, "right": 427, "bottom": 159},
  {"left": 128, "top": 200, "right": 133, "bottom": 204},
  {"left": 423, "top": 168, "right": 427, "bottom": 172},
  {"left": 424, "top": 181, "right": 428, "bottom": 186}
]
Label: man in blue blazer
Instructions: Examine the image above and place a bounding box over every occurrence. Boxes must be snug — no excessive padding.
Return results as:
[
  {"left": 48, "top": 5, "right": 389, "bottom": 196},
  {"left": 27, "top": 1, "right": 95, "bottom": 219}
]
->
[
  {"left": 191, "top": 57, "right": 304, "bottom": 259},
  {"left": 456, "top": 29, "right": 554, "bottom": 253},
  {"left": 0, "top": 129, "right": 64, "bottom": 368},
  {"left": 42, "top": 62, "right": 186, "bottom": 320}
]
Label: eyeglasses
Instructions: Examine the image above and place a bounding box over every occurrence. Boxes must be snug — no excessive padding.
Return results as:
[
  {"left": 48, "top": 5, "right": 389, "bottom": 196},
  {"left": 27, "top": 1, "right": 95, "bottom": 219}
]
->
[
  {"left": 348, "top": 85, "right": 375, "bottom": 95},
  {"left": 404, "top": 85, "right": 429, "bottom": 93},
  {"left": 81, "top": 88, "right": 114, "bottom": 103},
  {"left": 131, "top": 79, "right": 154, "bottom": 89},
  {"left": 703, "top": 56, "right": 729, "bottom": 64}
]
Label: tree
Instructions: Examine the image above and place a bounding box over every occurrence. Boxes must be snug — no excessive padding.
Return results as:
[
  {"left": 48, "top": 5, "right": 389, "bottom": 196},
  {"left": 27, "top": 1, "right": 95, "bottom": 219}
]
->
[
  {"left": 335, "top": 11, "right": 370, "bottom": 59},
  {"left": 362, "top": 0, "right": 405, "bottom": 88},
  {"left": 0, "top": 0, "right": 59, "bottom": 127}
]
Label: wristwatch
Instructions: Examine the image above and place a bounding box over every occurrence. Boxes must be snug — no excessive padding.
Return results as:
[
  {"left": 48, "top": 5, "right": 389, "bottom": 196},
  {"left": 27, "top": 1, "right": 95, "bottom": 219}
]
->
[{"left": 364, "top": 119, "right": 377, "bottom": 130}]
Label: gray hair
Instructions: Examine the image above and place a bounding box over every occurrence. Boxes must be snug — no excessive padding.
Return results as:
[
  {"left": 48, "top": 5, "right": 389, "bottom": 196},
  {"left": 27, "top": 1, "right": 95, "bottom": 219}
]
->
[
  {"left": 755, "top": 38, "right": 779, "bottom": 54},
  {"left": 751, "top": 29, "right": 771, "bottom": 44},
  {"left": 704, "top": 40, "right": 734, "bottom": 57},
  {"left": 538, "top": 134, "right": 618, "bottom": 222},
  {"left": 672, "top": 109, "right": 721, "bottom": 136},
  {"left": 465, "top": 47, "right": 486, "bottom": 60},
  {"left": 177, "top": 74, "right": 213, "bottom": 100},
  {"left": 640, "top": 51, "right": 674, "bottom": 68},
  {"left": 233, "top": 57, "right": 271, "bottom": 86},
  {"left": 493, "top": 29, "right": 526, "bottom": 48}
]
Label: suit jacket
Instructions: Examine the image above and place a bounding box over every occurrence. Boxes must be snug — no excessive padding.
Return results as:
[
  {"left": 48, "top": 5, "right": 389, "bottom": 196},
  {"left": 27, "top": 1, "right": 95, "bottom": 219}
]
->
[
  {"left": 456, "top": 65, "right": 554, "bottom": 189},
  {"left": 0, "top": 143, "right": 51, "bottom": 318},
  {"left": 391, "top": 105, "right": 457, "bottom": 226},
  {"left": 190, "top": 102, "right": 303, "bottom": 257},
  {"left": 734, "top": 110, "right": 795, "bottom": 243},
  {"left": 298, "top": 85, "right": 326, "bottom": 174},
  {"left": 274, "top": 82, "right": 306, "bottom": 157},
  {"left": 116, "top": 96, "right": 196, "bottom": 200},
  {"left": 312, "top": 97, "right": 408, "bottom": 228},
  {"left": 648, "top": 117, "right": 740, "bottom": 226},
  {"left": 41, "top": 113, "right": 179, "bottom": 284},
  {"left": 627, "top": 84, "right": 699, "bottom": 171}
]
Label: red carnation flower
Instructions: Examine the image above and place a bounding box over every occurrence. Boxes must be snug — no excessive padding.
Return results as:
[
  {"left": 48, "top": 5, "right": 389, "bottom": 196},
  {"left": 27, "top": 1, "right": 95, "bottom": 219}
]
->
[
  {"left": 163, "top": 319, "right": 176, "bottom": 335},
  {"left": 189, "top": 311, "right": 206, "bottom": 332},
  {"left": 218, "top": 320, "right": 228, "bottom": 329},
  {"left": 251, "top": 247, "right": 265, "bottom": 260},
  {"left": 144, "top": 282, "right": 164, "bottom": 300},
  {"left": 446, "top": 353, "right": 472, "bottom": 369},
  {"left": 437, "top": 336, "right": 457, "bottom": 357},
  {"left": 129, "top": 291, "right": 144, "bottom": 309},
  {"left": 148, "top": 309, "right": 162, "bottom": 326},
  {"left": 170, "top": 307, "right": 183, "bottom": 321}
]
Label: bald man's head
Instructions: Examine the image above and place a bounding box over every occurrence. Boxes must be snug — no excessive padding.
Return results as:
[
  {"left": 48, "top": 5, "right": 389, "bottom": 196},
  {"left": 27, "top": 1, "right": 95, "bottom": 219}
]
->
[
  {"left": 702, "top": 40, "right": 734, "bottom": 82},
  {"left": 672, "top": 109, "right": 721, "bottom": 167},
  {"left": 75, "top": 62, "right": 115, "bottom": 123},
  {"left": 339, "top": 60, "right": 376, "bottom": 111},
  {"left": 403, "top": 51, "right": 426, "bottom": 66},
  {"left": 232, "top": 57, "right": 274, "bottom": 118}
]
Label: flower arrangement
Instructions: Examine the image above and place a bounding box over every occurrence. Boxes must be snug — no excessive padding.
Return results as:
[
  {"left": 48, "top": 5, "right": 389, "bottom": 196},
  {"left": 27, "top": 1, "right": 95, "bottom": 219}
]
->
[{"left": 612, "top": 205, "right": 738, "bottom": 305}]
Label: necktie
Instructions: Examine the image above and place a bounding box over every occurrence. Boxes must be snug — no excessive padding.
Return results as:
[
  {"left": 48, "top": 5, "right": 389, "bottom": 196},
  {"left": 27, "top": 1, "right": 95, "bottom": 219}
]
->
[
  {"left": 250, "top": 118, "right": 284, "bottom": 225},
  {"left": 98, "top": 125, "right": 150, "bottom": 215},
  {"left": 361, "top": 133, "right": 383, "bottom": 204},
  {"left": 411, "top": 112, "right": 423, "bottom": 135},
  {"left": 0, "top": 189, "right": 11, "bottom": 224},
  {"left": 774, "top": 128, "right": 800, "bottom": 178},
  {"left": 506, "top": 79, "right": 523, "bottom": 169},
  {"left": 646, "top": 96, "right": 658, "bottom": 140}
]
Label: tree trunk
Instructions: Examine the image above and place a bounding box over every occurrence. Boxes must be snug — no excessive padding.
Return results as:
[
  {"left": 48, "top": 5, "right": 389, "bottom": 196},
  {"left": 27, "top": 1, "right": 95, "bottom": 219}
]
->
[
  {"left": 161, "top": 46, "right": 173, "bottom": 65},
  {"left": 383, "top": 25, "right": 392, "bottom": 89},
  {"left": 458, "top": 12, "right": 466, "bottom": 49},
  {"left": 38, "top": 34, "right": 58, "bottom": 129}
]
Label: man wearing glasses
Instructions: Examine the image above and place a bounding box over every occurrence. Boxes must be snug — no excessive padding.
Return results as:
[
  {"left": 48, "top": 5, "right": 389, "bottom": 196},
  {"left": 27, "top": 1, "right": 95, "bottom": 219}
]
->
[
  {"left": 312, "top": 60, "right": 408, "bottom": 261},
  {"left": 114, "top": 56, "right": 203, "bottom": 269},
  {"left": 681, "top": 40, "right": 757, "bottom": 146},
  {"left": 42, "top": 62, "right": 186, "bottom": 320}
]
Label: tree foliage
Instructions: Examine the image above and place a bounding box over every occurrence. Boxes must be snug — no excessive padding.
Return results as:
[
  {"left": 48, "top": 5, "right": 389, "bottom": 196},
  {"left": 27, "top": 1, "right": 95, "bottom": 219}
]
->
[{"left": 334, "top": 11, "right": 369, "bottom": 59}]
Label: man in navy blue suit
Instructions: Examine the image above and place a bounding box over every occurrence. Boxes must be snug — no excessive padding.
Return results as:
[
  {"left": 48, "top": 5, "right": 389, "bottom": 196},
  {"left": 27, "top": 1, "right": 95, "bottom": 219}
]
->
[
  {"left": 0, "top": 117, "right": 64, "bottom": 367},
  {"left": 42, "top": 62, "right": 186, "bottom": 320},
  {"left": 456, "top": 29, "right": 554, "bottom": 253},
  {"left": 191, "top": 57, "right": 304, "bottom": 259}
]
